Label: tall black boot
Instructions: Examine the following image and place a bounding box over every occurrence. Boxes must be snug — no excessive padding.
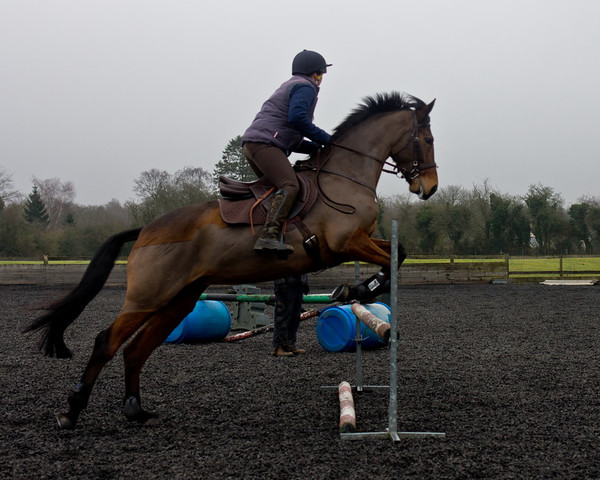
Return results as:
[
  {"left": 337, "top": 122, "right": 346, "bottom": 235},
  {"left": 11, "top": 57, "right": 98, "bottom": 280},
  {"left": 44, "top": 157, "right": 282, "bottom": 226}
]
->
[{"left": 254, "top": 189, "right": 295, "bottom": 254}]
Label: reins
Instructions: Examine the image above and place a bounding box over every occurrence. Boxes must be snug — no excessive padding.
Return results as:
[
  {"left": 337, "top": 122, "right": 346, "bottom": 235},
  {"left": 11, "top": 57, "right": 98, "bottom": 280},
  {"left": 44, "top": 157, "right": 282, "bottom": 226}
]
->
[{"left": 314, "top": 148, "right": 360, "bottom": 214}]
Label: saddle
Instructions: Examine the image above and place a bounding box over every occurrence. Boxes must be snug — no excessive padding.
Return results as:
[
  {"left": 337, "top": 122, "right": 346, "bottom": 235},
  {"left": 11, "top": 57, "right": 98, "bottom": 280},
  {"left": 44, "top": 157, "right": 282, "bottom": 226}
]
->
[{"left": 218, "top": 172, "right": 317, "bottom": 228}]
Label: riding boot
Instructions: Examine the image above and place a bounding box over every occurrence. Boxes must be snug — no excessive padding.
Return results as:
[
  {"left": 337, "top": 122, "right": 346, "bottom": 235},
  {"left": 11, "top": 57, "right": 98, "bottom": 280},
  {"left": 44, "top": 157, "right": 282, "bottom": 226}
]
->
[{"left": 254, "top": 189, "right": 295, "bottom": 254}]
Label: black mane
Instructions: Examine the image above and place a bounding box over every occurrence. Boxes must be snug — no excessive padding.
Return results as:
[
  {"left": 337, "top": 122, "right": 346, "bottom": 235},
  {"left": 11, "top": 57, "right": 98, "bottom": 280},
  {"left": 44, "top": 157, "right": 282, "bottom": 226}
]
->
[{"left": 331, "top": 92, "right": 425, "bottom": 141}]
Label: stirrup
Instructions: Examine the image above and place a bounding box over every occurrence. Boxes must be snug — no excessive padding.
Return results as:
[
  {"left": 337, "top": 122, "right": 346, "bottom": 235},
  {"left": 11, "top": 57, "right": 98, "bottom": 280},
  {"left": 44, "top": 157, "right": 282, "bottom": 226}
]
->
[
  {"left": 276, "top": 234, "right": 294, "bottom": 259},
  {"left": 254, "top": 232, "right": 294, "bottom": 256}
]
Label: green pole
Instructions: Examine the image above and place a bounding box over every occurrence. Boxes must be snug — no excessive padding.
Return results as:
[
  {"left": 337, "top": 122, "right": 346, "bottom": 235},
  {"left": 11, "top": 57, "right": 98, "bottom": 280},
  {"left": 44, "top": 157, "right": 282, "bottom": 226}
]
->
[{"left": 198, "top": 293, "right": 333, "bottom": 303}]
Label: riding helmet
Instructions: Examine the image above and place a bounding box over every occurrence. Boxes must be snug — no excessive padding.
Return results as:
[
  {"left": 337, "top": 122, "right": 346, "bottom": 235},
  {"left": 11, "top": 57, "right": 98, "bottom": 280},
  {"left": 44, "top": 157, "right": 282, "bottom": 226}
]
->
[{"left": 292, "top": 50, "right": 332, "bottom": 76}]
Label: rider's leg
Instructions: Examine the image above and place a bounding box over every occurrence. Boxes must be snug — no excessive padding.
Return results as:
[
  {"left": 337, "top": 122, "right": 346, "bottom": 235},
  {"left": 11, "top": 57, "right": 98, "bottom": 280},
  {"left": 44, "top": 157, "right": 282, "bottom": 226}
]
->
[{"left": 243, "top": 143, "right": 299, "bottom": 253}]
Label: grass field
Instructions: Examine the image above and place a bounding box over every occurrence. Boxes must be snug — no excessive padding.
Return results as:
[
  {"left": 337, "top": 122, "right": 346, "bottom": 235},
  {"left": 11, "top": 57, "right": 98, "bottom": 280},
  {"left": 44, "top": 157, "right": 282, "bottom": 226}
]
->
[
  {"left": 508, "top": 256, "right": 600, "bottom": 272},
  {"left": 403, "top": 256, "right": 600, "bottom": 270},
  {"left": 400, "top": 256, "right": 600, "bottom": 279},
  {"left": 0, "top": 260, "right": 127, "bottom": 265},
  {"left": 2, "top": 257, "right": 600, "bottom": 278}
]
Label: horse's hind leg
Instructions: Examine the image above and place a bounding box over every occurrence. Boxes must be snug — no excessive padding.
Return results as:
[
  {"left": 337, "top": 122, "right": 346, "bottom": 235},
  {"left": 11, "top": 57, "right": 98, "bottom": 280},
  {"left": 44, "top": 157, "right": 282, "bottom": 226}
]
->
[
  {"left": 56, "top": 311, "right": 151, "bottom": 429},
  {"left": 121, "top": 289, "right": 201, "bottom": 425}
]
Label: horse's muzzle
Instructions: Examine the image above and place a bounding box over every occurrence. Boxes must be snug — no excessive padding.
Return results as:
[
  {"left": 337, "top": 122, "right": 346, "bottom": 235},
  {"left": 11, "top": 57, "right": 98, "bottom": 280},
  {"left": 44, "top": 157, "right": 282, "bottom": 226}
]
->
[{"left": 420, "top": 184, "right": 437, "bottom": 200}]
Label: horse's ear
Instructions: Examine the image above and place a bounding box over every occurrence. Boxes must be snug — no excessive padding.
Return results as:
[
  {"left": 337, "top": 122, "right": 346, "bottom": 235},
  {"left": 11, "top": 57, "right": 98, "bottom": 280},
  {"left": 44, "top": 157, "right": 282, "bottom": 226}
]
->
[
  {"left": 416, "top": 99, "right": 435, "bottom": 124},
  {"left": 426, "top": 99, "right": 436, "bottom": 115}
]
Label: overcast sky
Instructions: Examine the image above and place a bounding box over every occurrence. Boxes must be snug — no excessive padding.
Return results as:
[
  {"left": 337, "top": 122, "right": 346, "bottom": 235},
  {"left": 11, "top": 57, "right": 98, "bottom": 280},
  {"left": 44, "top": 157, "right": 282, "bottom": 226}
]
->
[{"left": 2, "top": 0, "right": 599, "bottom": 206}]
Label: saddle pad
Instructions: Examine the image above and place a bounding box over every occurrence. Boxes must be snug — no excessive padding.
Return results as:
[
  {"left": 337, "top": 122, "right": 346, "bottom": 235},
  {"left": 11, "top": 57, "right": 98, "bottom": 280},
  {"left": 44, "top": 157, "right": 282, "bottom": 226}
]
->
[
  {"left": 218, "top": 197, "right": 268, "bottom": 225},
  {"left": 218, "top": 175, "right": 316, "bottom": 226}
]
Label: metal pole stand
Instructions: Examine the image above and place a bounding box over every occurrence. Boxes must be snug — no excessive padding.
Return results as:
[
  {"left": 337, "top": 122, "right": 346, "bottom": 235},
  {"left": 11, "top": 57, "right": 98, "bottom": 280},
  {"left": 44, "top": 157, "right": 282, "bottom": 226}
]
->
[{"left": 339, "top": 219, "right": 446, "bottom": 442}]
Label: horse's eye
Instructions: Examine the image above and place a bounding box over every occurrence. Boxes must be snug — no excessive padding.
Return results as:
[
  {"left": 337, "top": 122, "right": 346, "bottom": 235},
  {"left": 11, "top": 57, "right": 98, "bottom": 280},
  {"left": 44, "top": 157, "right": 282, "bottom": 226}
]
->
[{"left": 424, "top": 137, "right": 434, "bottom": 146}]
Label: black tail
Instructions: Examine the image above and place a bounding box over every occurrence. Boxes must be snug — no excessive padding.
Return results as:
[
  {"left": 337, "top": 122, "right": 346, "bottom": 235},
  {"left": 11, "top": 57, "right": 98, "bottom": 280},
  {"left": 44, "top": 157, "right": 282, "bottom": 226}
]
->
[{"left": 22, "top": 227, "right": 142, "bottom": 358}]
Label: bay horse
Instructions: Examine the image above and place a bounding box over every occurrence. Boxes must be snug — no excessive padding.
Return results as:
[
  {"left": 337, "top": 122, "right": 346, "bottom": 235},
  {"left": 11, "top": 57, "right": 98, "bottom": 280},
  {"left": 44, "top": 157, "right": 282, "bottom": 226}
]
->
[{"left": 24, "top": 92, "right": 437, "bottom": 429}]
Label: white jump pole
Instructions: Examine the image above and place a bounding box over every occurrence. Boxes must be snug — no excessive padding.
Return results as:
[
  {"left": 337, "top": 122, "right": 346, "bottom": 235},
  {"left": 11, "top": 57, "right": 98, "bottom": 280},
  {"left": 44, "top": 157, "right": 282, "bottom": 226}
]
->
[
  {"left": 351, "top": 303, "right": 391, "bottom": 341},
  {"left": 338, "top": 381, "right": 357, "bottom": 433}
]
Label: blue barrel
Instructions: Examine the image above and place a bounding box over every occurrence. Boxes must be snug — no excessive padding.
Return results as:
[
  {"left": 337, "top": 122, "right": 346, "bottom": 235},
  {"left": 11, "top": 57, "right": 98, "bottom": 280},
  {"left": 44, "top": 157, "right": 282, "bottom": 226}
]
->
[
  {"left": 165, "top": 300, "right": 231, "bottom": 343},
  {"left": 315, "top": 303, "right": 391, "bottom": 352}
]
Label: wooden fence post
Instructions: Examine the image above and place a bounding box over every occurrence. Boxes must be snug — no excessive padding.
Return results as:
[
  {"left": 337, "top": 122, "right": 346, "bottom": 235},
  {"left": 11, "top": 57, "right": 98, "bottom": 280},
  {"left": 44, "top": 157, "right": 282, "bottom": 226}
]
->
[{"left": 559, "top": 255, "right": 563, "bottom": 279}]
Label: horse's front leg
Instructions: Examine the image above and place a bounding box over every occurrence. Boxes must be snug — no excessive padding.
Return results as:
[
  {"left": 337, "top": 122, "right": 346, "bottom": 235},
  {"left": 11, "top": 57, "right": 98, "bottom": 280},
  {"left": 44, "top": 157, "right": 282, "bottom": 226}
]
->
[
  {"left": 331, "top": 230, "right": 406, "bottom": 303},
  {"left": 371, "top": 238, "right": 407, "bottom": 269}
]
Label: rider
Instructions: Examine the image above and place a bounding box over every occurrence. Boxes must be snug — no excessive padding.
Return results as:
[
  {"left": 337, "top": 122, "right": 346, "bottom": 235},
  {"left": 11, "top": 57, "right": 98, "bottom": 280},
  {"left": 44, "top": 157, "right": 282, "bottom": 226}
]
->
[{"left": 242, "top": 50, "right": 332, "bottom": 254}]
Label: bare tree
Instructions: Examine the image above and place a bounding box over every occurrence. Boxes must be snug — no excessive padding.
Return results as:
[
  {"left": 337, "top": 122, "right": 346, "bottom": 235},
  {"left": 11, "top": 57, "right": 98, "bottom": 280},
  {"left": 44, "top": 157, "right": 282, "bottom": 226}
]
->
[
  {"left": 132, "top": 169, "right": 171, "bottom": 200},
  {"left": 127, "top": 166, "right": 214, "bottom": 225},
  {"left": 0, "top": 167, "right": 22, "bottom": 207},
  {"left": 32, "top": 176, "right": 75, "bottom": 229}
]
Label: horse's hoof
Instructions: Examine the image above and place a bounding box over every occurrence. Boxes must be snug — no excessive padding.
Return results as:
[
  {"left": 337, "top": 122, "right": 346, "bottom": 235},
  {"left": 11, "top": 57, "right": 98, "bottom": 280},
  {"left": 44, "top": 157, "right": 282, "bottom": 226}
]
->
[
  {"left": 331, "top": 284, "right": 351, "bottom": 303},
  {"left": 125, "top": 409, "right": 160, "bottom": 425},
  {"left": 56, "top": 412, "right": 76, "bottom": 430},
  {"left": 143, "top": 412, "right": 160, "bottom": 426},
  {"left": 123, "top": 395, "right": 160, "bottom": 425}
]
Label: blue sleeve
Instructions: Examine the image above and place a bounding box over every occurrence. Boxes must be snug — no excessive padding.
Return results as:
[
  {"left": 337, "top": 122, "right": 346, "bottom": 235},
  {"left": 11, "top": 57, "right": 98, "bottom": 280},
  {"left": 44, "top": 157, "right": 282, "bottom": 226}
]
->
[{"left": 288, "top": 85, "right": 331, "bottom": 146}]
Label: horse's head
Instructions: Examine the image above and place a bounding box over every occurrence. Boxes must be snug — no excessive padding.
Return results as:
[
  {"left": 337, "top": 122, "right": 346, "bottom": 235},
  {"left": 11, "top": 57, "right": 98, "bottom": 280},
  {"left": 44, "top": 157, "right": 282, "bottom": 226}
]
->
[
  {"left": 390, "top": 100, "right": 438, "bottom": 200},
  {"left": 328, "top": 92, "right": 438, "bottom": 201}
]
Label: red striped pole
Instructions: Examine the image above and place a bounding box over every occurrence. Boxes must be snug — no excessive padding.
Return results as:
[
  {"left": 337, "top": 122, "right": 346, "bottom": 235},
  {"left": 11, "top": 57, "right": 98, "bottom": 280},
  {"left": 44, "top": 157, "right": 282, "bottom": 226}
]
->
[
  {"left": 338, "top": 381, "right": 356, "bottom": 433},
  {"left": 224, "top": 325, "right": 272, "bottom": 342},
  {"left": 350, "top": 303, "right": 391, "bottom": 342},
  {"left": 224, "top": 309, "right": 320, "bottom": 342}
]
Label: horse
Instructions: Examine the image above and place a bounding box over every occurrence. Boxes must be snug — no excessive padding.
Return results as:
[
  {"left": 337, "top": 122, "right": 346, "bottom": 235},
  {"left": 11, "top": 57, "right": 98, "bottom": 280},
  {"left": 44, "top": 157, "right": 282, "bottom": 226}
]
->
[{"left": 23, "top": 91, "right": 438, "bottom": 429}]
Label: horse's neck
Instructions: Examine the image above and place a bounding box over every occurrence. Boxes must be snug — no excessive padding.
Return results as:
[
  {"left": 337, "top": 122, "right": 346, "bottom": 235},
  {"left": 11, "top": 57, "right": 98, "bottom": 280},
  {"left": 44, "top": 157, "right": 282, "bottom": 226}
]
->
[{"left": 327, "top": 112, "right": 409, "bottom": 188}]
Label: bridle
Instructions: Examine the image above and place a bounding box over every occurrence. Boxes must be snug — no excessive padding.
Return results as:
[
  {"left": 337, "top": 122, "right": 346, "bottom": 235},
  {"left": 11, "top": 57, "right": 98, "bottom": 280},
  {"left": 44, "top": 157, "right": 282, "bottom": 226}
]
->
[
  {"left": 390, "top": 112, "right": 437, "bottom": 180},
  {"left": 330, "top": 111, "right": 436, "bottom": 182},
  {"left": 315, "top": 110, "right": 436, "bottom": 214}
]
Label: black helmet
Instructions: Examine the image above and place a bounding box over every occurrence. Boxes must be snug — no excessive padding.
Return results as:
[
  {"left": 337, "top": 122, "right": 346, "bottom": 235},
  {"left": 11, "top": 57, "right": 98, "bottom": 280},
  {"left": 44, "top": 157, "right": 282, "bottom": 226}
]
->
[{"left": 292, "top": 50, "right": 332, "bottom": 76}]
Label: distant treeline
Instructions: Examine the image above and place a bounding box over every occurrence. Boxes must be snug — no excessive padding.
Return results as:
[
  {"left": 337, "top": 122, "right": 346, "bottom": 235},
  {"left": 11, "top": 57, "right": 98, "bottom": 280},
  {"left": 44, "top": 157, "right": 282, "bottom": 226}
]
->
[
  {"left": 2, "top": 137, "right": 599, "bottom": 258},
  {"left": 1, "top": 177, "right": 599, "bottom": 259}
]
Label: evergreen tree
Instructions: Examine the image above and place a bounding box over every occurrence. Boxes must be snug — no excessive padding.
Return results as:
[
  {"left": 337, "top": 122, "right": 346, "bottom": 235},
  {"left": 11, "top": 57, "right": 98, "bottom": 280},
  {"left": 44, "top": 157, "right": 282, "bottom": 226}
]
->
[
  {"left": 212, "top": 135, "right": 257, "bottom": 192},
  {"left": 64, "top": 212, "right": 76, "bottom": 227},
  {"left": 567, "top": 203, "right": 591, "bottom": 252},
  {"left": 587, "top": 206, "right": 600, "bottom": 253},
  {"left": 415, "top": 204, "right": 439, "bottom": 253},
  {"left": 524, "top": 184, "right": 565, "bottom": 254},
  {"left": 24, "top": 186, "right": 50, "bottom": 227}
]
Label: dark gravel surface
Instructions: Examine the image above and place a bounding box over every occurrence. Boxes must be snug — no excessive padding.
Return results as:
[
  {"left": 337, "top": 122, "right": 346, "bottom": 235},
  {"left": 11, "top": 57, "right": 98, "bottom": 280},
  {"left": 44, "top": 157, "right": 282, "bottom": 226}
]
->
[{"left": 2, "top": 283, "right": 599, "bottom": 479}]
